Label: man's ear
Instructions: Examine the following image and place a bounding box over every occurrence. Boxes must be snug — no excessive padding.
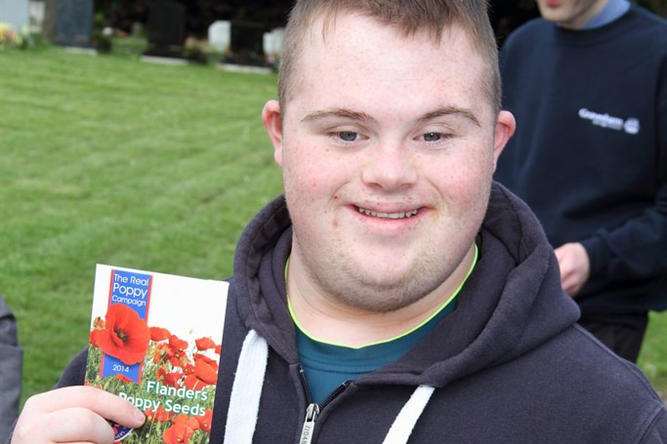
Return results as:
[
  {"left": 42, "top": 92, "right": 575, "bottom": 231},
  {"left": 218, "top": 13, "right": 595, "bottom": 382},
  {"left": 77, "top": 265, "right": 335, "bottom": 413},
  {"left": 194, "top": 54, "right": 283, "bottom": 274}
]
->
[
  {"left": 262, "top": 100, "right": 284, "bottom": 166},
  {"left": 492, "top": 110, "right": 516, "bottom": 170}
]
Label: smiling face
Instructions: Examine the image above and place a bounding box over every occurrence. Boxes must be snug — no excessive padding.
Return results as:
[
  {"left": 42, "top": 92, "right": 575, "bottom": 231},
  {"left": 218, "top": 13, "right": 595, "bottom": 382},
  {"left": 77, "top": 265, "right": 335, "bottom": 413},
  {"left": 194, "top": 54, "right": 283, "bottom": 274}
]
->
[
  {"left": 535, "top": 0, "right": 608, "bottom": 29},
  {"left": 264, "top": 13, "right": 514, "bottom": 313}
]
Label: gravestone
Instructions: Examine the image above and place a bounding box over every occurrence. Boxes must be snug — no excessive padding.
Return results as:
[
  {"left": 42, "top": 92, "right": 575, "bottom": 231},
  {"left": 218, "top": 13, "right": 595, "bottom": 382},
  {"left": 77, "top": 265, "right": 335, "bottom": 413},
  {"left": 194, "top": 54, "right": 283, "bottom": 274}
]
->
[
  {"left": 145, "top": 0, "right": 185, "bottom": 58},
  {"left": 208, "top": 20, "right": 230, "bottom": 53},
  {"left": 263, "top": 28, "right": 284, "bottom": 65},
  {"left": 43, "top": 0, "right": 93, "bottom": 47},
  {"left": 28, "top": 0, "right": 46, "bottom": 33},
  {"left": 0, "top": 0, "right": 29, "bottom": 32}
]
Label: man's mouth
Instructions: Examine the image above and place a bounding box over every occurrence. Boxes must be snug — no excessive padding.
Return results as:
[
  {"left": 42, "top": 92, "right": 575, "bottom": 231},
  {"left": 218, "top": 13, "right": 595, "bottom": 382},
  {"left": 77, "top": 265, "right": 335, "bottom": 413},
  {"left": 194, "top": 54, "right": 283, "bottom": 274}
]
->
[{"left": 355, "top": 206, "right": 419, "bottom": 220}]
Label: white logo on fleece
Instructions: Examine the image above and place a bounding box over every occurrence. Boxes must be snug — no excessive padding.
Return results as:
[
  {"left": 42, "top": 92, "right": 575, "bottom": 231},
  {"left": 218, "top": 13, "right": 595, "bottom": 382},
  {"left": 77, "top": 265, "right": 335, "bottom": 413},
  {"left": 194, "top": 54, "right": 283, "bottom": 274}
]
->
[{"left": 578, "top": 108, "right": 640, "bottom": 135}]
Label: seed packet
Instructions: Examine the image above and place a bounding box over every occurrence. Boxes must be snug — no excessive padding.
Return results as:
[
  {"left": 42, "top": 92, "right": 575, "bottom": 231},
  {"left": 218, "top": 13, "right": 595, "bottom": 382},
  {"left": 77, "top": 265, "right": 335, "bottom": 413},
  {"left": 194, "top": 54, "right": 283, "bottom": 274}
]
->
[{"left": 85, "top": 264, "right": 228, "bottom": 443}]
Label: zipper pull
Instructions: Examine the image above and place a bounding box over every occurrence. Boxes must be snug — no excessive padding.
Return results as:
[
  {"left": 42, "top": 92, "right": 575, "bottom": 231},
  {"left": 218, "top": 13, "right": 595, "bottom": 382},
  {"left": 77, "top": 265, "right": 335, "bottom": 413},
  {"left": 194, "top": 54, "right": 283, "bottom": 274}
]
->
[{"left": 299, "top": 403, "right": 320, "bottom": 444}]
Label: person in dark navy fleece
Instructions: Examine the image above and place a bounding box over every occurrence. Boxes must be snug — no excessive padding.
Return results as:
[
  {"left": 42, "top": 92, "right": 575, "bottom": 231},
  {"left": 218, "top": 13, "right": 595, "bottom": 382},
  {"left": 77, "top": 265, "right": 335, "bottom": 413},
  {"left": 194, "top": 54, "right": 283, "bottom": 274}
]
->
[
  {"left": 10, "top": 1, "right": 667, "bottom": 443},
  {"left": 496, "top": 0, "right": 667, "bottom": 363},
  {"left": 0, "top": 296, "right": 21, "bottom": 443}
]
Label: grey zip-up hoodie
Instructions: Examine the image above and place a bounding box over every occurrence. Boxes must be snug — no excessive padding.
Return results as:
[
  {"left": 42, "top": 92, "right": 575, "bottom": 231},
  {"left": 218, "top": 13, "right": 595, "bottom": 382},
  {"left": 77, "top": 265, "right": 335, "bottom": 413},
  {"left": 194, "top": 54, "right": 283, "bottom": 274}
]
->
[{"left": 56, "top": 183, "right": 666, "bottom": 443}]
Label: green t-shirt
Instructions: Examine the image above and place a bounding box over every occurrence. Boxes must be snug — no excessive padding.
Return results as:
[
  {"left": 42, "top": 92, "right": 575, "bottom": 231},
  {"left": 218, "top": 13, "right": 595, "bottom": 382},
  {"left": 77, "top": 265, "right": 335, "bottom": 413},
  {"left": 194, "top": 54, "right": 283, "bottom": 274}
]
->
[{"left": 290, "top": 245, "right": 478, "bottom": 404}]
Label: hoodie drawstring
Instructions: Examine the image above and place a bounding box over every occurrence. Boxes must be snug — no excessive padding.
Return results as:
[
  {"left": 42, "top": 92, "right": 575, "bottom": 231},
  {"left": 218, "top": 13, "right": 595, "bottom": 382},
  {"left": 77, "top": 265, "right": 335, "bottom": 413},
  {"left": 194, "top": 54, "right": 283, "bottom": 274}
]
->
[
  {"left": 382, "top": 385, "right": 435, "bottom": 444},
  {"left": 224, "top": 330, "right": 434, "bottom": 444},
  {"left": 223, "top": 329, "right": 268, "bottom": 443}
]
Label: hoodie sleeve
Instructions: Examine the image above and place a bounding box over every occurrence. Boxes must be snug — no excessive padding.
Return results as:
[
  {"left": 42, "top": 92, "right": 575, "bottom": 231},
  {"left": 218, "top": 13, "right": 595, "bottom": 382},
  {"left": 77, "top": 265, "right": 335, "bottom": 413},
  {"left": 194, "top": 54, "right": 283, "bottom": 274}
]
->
[
  {"left": 640, "top": 407, "right": 667, "bottom": 444},
  {"left": 580, "top": 55, "right": 667, "bottom": 283},
  {"left": 55, "top": 348, "right": 88, "bottom": 388}
]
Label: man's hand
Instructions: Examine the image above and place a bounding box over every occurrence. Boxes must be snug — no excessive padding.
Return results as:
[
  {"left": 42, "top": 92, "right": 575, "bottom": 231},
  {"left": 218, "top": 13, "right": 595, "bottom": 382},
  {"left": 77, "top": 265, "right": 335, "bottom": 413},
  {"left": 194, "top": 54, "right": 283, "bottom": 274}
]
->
[
  {"left": 554, "top": 242, "right": 590, "bottom": 297},
  {"left": 11, "top": 386, "right": 145, "bottom": 444}
]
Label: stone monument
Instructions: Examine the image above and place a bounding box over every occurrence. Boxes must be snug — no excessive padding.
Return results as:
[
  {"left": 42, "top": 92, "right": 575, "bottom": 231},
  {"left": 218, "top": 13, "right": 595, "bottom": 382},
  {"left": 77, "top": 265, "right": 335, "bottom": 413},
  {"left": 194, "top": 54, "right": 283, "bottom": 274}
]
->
[
  {"left": 145, "top": 0, "right": 186, "bottom": 58},
  {"left": 263, "top": 28, "right": 284, "bottom": 65},
  {"left": 208, "top": 20, "right": 230, "bottom": 54},
  {"left": 43, "top": 0, "right": 93, "bottom": 47}
]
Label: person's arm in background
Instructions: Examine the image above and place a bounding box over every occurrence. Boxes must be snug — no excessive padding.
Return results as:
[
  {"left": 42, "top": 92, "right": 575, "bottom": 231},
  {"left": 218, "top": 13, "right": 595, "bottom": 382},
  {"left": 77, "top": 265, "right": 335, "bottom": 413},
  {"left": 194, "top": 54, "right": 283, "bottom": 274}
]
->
[{"left": 0, "top": 296, "right": 22, "bottom": 444}]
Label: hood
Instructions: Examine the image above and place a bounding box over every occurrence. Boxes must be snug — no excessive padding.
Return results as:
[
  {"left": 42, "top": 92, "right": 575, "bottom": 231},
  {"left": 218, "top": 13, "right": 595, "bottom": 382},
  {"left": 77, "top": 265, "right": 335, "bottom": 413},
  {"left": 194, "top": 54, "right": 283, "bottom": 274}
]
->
[{"left": 232, "top": 182, "right": 580, "bottom": 387}]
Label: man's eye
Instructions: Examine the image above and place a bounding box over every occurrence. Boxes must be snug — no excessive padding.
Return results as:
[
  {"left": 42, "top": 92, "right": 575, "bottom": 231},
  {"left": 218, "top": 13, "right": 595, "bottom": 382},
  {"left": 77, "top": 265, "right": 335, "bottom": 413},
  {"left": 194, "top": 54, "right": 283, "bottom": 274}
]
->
[
  {"left": 336, "top": 131, "right": 359, "bottom": 142},
  {"left": 423, "top": 132, "right": 443, "bottom": 142}
]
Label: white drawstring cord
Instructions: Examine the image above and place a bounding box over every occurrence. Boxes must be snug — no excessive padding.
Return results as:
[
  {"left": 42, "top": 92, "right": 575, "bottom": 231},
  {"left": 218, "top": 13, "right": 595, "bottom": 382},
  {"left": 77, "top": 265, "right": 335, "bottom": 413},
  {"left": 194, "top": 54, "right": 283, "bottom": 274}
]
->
[
  {"left": 223, "top": 330, "right": 268, "bottom": 443},
  {"left": 382, "top": 385, "right": 436, "bottom": 444}
]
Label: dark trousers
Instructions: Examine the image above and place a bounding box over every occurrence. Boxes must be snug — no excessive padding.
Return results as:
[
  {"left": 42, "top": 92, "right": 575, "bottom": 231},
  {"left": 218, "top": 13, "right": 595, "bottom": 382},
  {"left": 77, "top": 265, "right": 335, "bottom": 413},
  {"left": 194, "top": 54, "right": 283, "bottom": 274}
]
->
[{"left": 578, "top": 311, "right": 649, "bottom": 363}]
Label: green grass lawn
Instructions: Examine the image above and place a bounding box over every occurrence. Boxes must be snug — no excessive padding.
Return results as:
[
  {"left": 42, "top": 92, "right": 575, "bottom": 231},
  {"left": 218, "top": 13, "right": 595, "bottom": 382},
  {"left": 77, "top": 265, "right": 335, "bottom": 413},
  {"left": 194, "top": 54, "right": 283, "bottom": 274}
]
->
[
  {"left": 1, "top": 46, "right": 666, "bottom": 404},
  {"left": 1, "top": 46, "right": 282, "bottom": 402}
]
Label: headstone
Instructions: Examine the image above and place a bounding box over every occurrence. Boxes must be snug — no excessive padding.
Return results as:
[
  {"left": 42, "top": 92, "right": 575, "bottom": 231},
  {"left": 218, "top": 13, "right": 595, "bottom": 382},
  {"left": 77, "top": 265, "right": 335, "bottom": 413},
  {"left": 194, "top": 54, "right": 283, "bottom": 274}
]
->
[
  {"left": 28, "top": 0, "right": 45, "bottom": 33},
  {"left": 208, "top": 20, "right": 230, "bottom": 53},
  {"left": 43, "top": 0, "right": 93, "bottom": 47},
  {"left": 145, "top": 0, "right": 185, "bottom": 58},
  {"left": 263, "top": 28, "right": 284, "bottom": 65},
  {"left": 0, "top": 0, "right": 29, "bottom": 32},
  {"left": 229, "top": 20, "right": 265, "bottom": 66}
]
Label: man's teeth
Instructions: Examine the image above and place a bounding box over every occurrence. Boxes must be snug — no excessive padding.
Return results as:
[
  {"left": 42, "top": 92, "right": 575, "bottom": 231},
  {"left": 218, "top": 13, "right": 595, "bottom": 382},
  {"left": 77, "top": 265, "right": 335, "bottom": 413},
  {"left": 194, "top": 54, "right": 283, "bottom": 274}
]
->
[{"left": 357, "top": 207, "right": 419, "bottom": 219}]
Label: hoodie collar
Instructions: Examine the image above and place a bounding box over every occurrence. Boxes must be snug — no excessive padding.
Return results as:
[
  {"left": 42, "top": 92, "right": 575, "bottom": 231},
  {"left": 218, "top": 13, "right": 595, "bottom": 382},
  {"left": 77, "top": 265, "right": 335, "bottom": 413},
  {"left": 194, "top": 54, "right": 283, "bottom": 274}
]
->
[{"left": 233, "top": 183, "right": 580, "bottom": 385}]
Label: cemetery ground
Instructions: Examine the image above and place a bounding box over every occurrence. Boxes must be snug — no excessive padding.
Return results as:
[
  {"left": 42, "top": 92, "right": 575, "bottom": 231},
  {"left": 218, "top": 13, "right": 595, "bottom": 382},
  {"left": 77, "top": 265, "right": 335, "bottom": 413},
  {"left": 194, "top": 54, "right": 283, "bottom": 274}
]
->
[{"left": 1, "top": 45, "right": 666, "bottom": 405}]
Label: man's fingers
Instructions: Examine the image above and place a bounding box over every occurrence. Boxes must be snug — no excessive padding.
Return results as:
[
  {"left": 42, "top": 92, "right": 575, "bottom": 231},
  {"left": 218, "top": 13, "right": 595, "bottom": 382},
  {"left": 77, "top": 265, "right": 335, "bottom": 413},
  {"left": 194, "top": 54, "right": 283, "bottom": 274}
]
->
[
  {"left": 25, "top": 386, "right": 144, "bottom": 427},
  {"left": 561, "top": 269, "right": 585, "bottom": 296},
  {"left": 45, "top": 407, "right": 115, "bottom": 444}
]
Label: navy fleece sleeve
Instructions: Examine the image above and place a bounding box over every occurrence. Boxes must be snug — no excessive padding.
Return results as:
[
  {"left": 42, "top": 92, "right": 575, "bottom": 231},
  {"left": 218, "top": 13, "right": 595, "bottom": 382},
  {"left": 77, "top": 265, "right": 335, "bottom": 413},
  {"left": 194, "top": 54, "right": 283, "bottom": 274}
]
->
[
  {"left": 55, "top": 348, "right": 88, "bottom": 388},
  {"left": 581, "top": 56, "right": 667, "bottom": 282},
  {"left": 0, "top": 298, "right": 21, "bottom": 444}
]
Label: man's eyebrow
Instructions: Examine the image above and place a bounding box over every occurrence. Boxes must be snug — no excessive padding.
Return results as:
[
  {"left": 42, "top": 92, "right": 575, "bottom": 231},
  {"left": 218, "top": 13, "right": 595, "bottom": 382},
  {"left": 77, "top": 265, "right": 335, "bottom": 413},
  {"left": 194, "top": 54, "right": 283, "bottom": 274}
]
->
[
  {"left": 417, "top": 106, "right": 481, "bottom": 128},
  {"left": 301, "top": 108, "right": 377, "bottom": 124},
  {"left": 300, "top": 106, "right": 481, "bottom": 127}
]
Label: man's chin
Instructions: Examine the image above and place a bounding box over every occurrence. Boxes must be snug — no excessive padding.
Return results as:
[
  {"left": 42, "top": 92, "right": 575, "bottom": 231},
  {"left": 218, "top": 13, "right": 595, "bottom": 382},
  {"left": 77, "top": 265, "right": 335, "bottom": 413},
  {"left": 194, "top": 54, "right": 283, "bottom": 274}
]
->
[{"left": 330, "top": 272, "right": 429, "bottom": 313}]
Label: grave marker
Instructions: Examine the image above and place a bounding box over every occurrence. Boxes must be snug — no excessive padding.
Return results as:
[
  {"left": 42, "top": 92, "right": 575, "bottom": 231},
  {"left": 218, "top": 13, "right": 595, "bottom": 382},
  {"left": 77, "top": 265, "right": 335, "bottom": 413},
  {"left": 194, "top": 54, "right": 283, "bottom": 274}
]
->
[
  {"left": 208, "top": 20, "right": 230, "bottom": 53},
  {"left": 43, "top": 0, "right": 93, "bottom": 47}
]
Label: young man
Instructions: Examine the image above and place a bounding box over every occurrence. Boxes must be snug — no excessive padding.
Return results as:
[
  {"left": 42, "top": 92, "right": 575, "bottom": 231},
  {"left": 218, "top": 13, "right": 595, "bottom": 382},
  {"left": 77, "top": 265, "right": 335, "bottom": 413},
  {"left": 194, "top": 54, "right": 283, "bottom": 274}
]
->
[
  {"left": 496, "top": 0, "right": 667, "bottom": 363},
  {"left": 11, "top": 1, "right": 667, "bottom": 443}
]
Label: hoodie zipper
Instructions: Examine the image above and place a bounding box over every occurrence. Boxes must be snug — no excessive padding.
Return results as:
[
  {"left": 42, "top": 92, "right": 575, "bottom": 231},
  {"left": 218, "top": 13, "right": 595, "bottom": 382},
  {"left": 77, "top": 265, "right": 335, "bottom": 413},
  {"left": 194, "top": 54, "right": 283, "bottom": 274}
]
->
[
  {"left": 299, "top": 403, "right": 320, "bottom": 444},
  {"left": 297, "top": 366, "right": 350, "bottom": 444}
]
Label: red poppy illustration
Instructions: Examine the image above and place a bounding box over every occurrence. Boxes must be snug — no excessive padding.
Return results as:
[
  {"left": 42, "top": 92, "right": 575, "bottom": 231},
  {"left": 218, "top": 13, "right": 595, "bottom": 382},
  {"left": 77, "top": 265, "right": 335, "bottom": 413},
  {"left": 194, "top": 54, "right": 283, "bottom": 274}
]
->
[
  {"left": 193, "top": 354, "right": 218, "bottom": 385},
  {"left": 150, "top": 326, "right": 171, "bottom": 341},
  {"left": 156, "top": 406, "right": 171, "bottom": 423},
  {"left": 114, "top": 374, "right": 132, "bottom": 383},
  {"left": 146, "top": 405, "right": 171, "bottom": 423},
  {"left": 193, "top": 353, "right": 217, "bottom": 367},
  {"left": 169, "top": 354, "right": 187, "bottom": 368},
  {"left": 195, "top": 337, "right": 216, "bottom": 351},
  {"left": 96, "top": 304, "right": 150, "bottom": 365},
  {"left": 89, "top": 329, "right": 104, "bottom": 348},
  {"left": 196, "top": 409, "right": 213, "bottom": 433},
  {"left": 184, "top": 374, "right": 206, "bottom": 391},
  {"left": 163, "top": 415, "right": 199, "bottom": 444},
  {"left": 215, "top": 344, "right": 222, "bottom": 354},
  {"left": 153, "top": 343, "right": 169, "bottom": 364},
  {"left": 158, "top": 368, "right": 183, "bottom": 387},
  {"left": 169, "top": 335, "right": 188, "bottom": 351}
]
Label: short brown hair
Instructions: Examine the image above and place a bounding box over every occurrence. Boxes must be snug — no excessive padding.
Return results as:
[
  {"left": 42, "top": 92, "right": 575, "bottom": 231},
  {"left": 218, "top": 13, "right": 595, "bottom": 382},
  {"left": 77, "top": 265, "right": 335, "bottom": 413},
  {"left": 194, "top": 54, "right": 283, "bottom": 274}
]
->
[{"left": 278, "top": 0, "right": 500, "bottom": 112}]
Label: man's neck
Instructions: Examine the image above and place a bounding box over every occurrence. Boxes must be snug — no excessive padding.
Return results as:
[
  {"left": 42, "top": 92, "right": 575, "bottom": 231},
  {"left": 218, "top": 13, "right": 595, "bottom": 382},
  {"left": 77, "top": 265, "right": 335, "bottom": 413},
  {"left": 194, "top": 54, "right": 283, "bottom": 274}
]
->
[
  {"left": 286, "top": 244, "right": 477, "bottom": 347},
  {"left": 579, "top": 0, "right": 629, "bottom": 29},
  {"left": 558, "top": 0, "right": 609, "bottom": 30}
]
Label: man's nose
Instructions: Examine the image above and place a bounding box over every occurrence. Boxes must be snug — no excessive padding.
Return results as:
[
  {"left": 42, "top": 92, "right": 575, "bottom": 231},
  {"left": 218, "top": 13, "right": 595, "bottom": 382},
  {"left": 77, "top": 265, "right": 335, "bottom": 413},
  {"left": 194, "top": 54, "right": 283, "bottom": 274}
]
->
[{"left": 360, "top": 141, "right": 418, "bottom": 192}]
